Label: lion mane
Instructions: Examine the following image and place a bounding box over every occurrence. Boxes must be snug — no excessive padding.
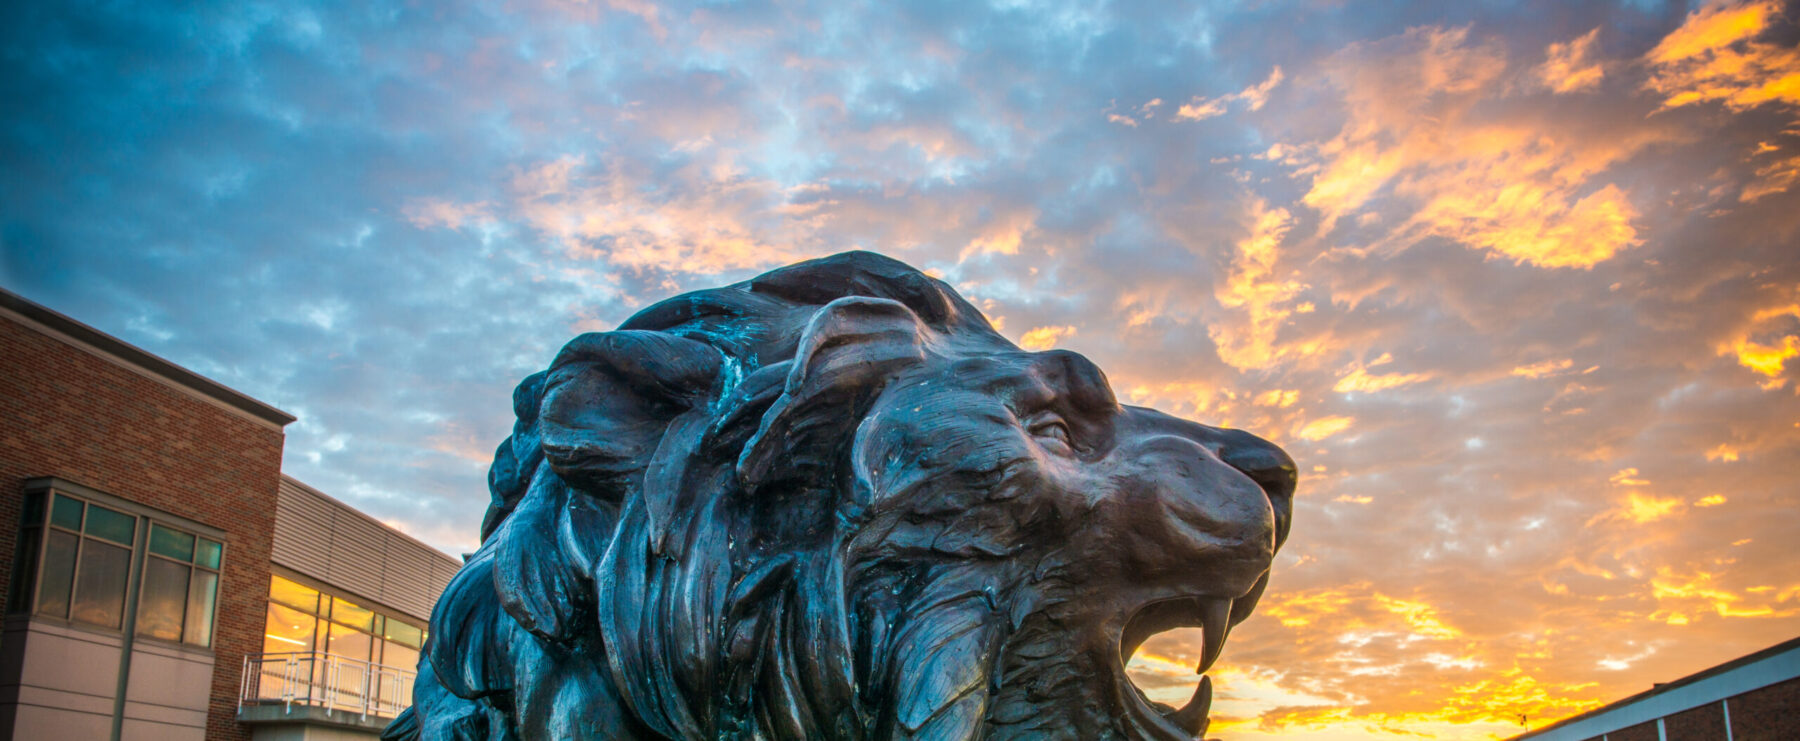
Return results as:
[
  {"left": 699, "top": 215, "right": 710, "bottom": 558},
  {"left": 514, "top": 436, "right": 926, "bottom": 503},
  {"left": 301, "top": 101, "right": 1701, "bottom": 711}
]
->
[{"left": 387, "top": 252, "right": 1295, "bottom": 741}]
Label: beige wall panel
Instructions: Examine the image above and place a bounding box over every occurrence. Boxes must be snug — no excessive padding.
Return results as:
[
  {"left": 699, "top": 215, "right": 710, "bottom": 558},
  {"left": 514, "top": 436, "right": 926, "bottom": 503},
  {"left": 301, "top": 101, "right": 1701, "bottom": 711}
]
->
[
  {"left": 11, "top": 704, "right": 113, "bottom": 740},
  {"left": 17, "top": 622, "right": 122, "bottom": 699},
  {"left": 124, "top": 643, "right": 214, "bottom": 713},
  {"left": 120, "top": 716, "right": 205, "bottom": 741},
  {"left": 16, "top": 683, "right": 117, "bottom": 715},
  {"left": 325, "top": 510, "right": 387, "bottom": 602},
  {"left": 248, "top": 724, "right": 383, "bottom": 741},
  {"left": 272, "top": 479, "right": 335, "bottom": 578}
]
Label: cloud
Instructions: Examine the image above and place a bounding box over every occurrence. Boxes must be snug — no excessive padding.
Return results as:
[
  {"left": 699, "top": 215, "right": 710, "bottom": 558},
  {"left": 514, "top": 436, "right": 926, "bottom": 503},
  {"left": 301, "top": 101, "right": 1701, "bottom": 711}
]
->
[
  {"left": 1281, "top": 25, "right": 1655, "bottom": 268},
  {"left": 1018, "top": 324, "right": 1076, "bottom": 351},
  {"left": 1645, "top": 0, "right": 1800, "bottom": 112},
  {"left": 1295, "top": 415, "right": 1354, "bottom": 441},
  {"left": 1537, "top": 28, "right": 1605, "bottom": 94},
  {"left": 1209, "top": 200, "right": 1308, "bottom": 371},
  {"left": 1174, "top": 66, "right": 1285, "bottom": 121},
  {"left": 1717, "top": 301, "right": 1800, "bottom": 377}
]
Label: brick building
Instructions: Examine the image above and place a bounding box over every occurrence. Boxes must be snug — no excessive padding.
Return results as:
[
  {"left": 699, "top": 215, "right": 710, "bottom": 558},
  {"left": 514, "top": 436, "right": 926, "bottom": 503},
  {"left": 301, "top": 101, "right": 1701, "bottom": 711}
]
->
[
  {"left": 1511, "top": 636, "right": 1800, "bottom": 741},
  {"left": 0, "top": 288, "right": 458, "bottom": 740}
]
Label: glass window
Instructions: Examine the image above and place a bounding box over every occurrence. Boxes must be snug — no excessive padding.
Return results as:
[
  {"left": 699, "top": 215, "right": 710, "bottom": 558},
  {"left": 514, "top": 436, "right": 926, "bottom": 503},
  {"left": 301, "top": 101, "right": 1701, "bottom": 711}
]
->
[
  {"left": 331, "top": 598, "right": 376, "bottom": 632},
  {"left": 196, "top": 539, "right": 222, "bottom": 570},
  {"left": 11, "top": 489, "right": 222, "bottom": 644},
  {"left": 85, "top": 505, "right": 135, "bottom": 545},
  {"left": 137, "top": 557, "right": 190, "bottom": 641},
  {"left": 264, "top": 602, "right": 317, "bottom": 653},
  {"left": 185, "top": 571, "right": 218, "bottom": 648},
  {"left": 149, "top": 524, "right": 195, "bottom": 561},
  {"left": 21, "top": 491, "right": 44, "bottom": 526},
  {"left": 49, "top": 494, "right": 82, "bottom": 530},
  {"left": 383, "top": 619, "right": 425, "bottom": 649},
  {"left": 269, "top": 575, "right": 320, "bottom": 614},
  {"left": 8, "top": 527, "right": 40, "bottom": 615},
  {"left": 381, "top": 640, "right": 420, "bottom": 672},
  {"left": 37, "top": 530, "right": 78, "bottom": 619},
  {"left": 326, "top": 621, "right": 373, "bottom": 661},
  {"left": 71, "top": 540, "right": 130, "bottom": 628}
]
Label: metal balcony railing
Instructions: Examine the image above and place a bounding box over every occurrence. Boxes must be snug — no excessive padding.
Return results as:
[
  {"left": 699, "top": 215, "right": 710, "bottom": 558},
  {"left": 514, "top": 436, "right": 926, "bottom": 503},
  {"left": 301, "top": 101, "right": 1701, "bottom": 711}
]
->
[{"left": 239, "top": 651, "right": 416, "bottom": 720}]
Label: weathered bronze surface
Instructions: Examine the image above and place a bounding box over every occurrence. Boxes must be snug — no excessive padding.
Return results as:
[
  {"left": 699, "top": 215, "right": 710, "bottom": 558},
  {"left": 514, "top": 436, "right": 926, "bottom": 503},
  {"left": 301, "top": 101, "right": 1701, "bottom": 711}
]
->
[{"left": 386, "top": 252, "right": 1295, "bottom": 740}]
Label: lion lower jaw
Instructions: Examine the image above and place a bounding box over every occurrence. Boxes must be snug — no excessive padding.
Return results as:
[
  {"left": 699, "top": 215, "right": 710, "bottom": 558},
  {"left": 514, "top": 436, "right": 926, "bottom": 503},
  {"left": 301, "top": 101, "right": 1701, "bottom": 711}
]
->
[
  {"left": 976, "top": 621, "right": 1145, "bottom": 741},
  {"left": 971, "top": 613, "right": 1213, "bottom": 741}
]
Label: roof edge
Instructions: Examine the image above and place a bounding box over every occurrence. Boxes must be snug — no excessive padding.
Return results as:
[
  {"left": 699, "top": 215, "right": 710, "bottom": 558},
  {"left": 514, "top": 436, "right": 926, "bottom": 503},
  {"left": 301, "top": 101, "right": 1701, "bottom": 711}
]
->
[
  {"left": 1512, "top": 634, "right": 1800, "bottom": 739},
  {"left": 0, "top": 287, "right": 295, "bottom": 427}
]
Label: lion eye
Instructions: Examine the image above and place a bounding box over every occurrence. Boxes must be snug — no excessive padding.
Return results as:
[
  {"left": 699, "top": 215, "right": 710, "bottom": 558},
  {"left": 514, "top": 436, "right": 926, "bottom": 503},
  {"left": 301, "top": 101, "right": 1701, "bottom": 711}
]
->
[{"left": 1030, "top": 417, "right": 1073, "bottom": 447}]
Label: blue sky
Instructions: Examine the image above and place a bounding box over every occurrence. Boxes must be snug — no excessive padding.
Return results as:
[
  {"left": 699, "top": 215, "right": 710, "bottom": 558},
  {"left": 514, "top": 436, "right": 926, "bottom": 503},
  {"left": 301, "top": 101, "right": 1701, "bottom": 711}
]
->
[{"left": 5, "top": 1, "right": 1800, "bottom": 737}]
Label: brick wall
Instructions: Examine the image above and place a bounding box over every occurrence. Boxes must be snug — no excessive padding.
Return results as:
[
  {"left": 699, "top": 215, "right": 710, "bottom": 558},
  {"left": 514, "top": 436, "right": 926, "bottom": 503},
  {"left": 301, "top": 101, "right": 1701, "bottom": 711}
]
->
[
  {"left": 1729, "top": 674, "right": 1800, "bottom": 741},
  {"left": 0, "top": 314, "right": 285, "bottom": 741},
  {"left": 1662, "top": 702, "right": 1726, "bottom": 740}
]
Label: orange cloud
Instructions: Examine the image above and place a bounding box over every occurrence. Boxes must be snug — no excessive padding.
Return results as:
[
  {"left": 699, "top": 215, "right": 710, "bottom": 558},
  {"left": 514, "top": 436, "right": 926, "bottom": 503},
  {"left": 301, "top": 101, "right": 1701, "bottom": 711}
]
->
[
  {"left": 1537, "top": 28, "right": 1605, "bottom": 94},
  {"left": 1375, "top": 595, "right": 1461, "bottom": 639},
  {"left": 1296, "top": 415, "right": 1354, "bottom": 441},
  {"left": 1593, "top": 490, "right": 1684, "bottom": 524},
  {"left": 1333, "top": 359, "right": 1430, "bottom": 393},
  {"left": 403, "top": 198, "right": 495, "bottom": 230},
  {"left": 1175, "top": 66, "right": 1285, "bottom": 121},
  {"left": 496, "top": 153, "right": 816, "bottom": 275},
  {"left": 1718, "top": 302, "right": 1800, "bottom": 377},
  {"left": 1512, "top": 358, "right": 1575, "bottom": 378},
  {"left": 1254, "top": 389, "right": 1299, "bottom": 408},
  {"left": 1284, "top": 25, "right": 1652, "bottom": 269},
  {"left": 1645, "top": 0, "right": 1799, "bottom": 112},
  {"left": 1018, "top": 325, "right": 1076, "bottom": 351},
  {"left": 1210, "top": 200, "right": 1311, "bottom": 370}
]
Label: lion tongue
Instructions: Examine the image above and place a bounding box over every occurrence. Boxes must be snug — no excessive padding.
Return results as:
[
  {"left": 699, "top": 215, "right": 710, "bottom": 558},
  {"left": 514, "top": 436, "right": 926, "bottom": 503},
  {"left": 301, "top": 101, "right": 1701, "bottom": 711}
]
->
[{"left": 1165, "top": 675, "right": 1212, "bottom": 737}]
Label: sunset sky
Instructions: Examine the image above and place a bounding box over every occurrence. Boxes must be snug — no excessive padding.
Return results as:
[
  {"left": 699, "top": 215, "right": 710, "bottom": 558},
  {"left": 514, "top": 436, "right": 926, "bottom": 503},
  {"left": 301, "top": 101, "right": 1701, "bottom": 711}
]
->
[{"left": 4, "top": 0, "right": 1799, "bottom": 738}]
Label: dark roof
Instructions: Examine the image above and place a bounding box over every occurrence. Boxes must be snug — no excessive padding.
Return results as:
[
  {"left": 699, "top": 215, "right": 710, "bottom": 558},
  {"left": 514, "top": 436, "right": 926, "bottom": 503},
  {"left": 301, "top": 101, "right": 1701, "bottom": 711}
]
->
[
  {"left": 0, "top": 287, "right": 295, "bottom": 427},
  {"left": 1512, "top": 634, "right": 1800, "bottom": 739}
]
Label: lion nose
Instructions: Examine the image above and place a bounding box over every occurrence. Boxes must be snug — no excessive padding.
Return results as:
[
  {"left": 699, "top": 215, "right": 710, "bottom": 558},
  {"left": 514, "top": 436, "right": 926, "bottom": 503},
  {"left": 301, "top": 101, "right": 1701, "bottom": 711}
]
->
[{"left": 1216, "top": 431, "right": 1295, "bottom": 550}]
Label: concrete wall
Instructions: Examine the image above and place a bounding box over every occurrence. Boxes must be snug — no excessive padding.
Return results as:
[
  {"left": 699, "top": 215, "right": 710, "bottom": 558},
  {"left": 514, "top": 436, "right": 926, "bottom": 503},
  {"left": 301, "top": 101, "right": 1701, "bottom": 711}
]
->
[{"left": 0, "top": 298, "right": 289, "bottom": 741}]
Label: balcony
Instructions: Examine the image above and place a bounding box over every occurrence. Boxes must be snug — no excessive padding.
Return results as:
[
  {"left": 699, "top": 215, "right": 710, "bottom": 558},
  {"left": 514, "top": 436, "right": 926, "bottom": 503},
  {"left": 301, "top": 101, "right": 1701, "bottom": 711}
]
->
[{"left": 237, "top": 651, "right": 414, "bottom": 735}]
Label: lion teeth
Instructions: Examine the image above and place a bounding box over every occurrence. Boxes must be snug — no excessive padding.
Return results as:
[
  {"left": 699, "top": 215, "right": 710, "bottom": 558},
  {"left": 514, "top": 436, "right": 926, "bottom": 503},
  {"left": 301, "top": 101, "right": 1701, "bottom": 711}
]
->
[
  {"left": 1196, "top": 598, "right": 1232, "bottom": 675},
  {"left": 1165, "top": 674, "right": 1212, "bottom": 736}
]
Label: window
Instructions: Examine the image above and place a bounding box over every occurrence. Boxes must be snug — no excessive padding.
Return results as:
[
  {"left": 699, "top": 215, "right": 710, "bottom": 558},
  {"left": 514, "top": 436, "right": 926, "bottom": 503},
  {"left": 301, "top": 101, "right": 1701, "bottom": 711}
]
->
[
  {"left": 33, "top": 493, "right": 137, "bottom": 629},
  {"left": 262, "top": 575, "right": 427, "bottom": 668},
  {"left": 135, "top": 523, "right": 223, "bottom": 647},
  {"left": 7, "top": 485, "right": 225, "bottom": 648}
]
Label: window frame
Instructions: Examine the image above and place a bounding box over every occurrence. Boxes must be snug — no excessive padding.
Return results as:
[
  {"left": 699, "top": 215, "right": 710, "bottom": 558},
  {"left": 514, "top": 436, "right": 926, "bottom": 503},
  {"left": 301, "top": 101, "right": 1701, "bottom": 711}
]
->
[{"left": 11, "top": 478, "right": 228, "bottom": 651}]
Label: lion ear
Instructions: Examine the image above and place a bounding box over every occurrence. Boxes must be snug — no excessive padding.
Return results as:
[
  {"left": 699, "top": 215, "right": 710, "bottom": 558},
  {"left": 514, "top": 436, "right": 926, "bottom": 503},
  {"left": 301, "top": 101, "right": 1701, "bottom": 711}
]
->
[
  {"left": 537, "top": 330, "right": 726, "bottom": 497},
  {"left": 738, "top": 296, "right": 930, "bottom": 495}
]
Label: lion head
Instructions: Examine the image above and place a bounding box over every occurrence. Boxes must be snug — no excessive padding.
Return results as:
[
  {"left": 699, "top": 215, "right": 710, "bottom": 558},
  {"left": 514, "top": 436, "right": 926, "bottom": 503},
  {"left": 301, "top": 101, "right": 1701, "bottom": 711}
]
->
[{"left": 390, "top": 252, "right": 1295, "bottom": 741}]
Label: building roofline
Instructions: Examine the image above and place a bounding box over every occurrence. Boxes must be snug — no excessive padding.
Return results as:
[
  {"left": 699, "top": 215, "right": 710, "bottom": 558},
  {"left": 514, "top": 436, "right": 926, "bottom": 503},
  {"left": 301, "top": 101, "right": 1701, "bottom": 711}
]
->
[
  {"left": 0, "top": 287, "right": 295, "bottom": 427},
  {"left": 1512, "top": 634, "right": 1800, "bottom": 739},
  {"left": 278, "top": 473, "right": 461, "bottom": 567}
]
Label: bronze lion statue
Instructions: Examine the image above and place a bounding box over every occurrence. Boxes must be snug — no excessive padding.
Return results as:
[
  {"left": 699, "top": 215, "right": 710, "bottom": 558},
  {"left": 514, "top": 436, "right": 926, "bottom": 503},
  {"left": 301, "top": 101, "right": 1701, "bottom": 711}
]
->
[{"left": 386, "top": 252, "right": 1295, "bottom": 740}]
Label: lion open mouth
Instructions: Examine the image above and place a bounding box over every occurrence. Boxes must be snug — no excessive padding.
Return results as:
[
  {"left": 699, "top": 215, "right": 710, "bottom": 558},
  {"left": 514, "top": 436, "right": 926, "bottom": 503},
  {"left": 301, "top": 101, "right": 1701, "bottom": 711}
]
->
[{"left": 1117, "top": 596, "right": 1239, "bottom": 739}]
